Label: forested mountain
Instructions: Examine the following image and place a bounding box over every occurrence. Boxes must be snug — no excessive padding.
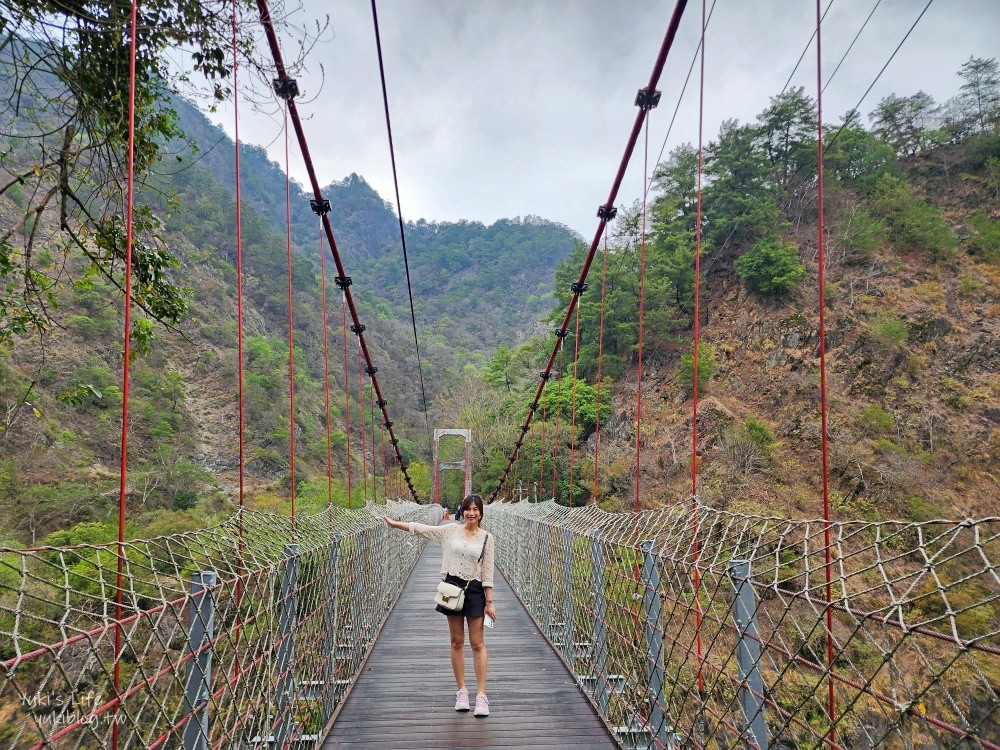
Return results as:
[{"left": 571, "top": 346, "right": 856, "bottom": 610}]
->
[
  {"left": 170, "top": 97, "right": 577, "bottom": 350},
  {"left": 1, "top": 14, "right": 998, "bottom": 552},
  {"left": 439, "top": 59, "right": 1000, "bottom": 525},
  {"left": 0, "top": 53, "right": 577, "bottom": 543}
]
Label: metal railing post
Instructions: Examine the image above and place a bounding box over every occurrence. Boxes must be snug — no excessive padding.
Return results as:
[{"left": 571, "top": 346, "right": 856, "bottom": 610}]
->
[
  {"left": 641, "top": 540, "right": 669, "bottom": 748},
  {"left": 183, "top": 571, "right": 216, "bottom": 750},
  {"left": 561, "top": 527, "right": 575, "bottom": 661},
  {"left": 591, "top": 531, "right": 610, "bottom": 714},
  {"left": 323, "top": 534, "right": 341, "bottom": 725},
  {"left": 274, "top": 544, "right": 299, "bottom": 749},
  {"left": 729, "top": 559, "right": 769, "bottom": 750}
]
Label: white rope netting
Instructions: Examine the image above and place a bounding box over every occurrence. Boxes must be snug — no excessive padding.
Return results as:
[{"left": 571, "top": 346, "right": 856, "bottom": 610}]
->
[
  {"left": 0, "top": 502, "right": 439, "bottom": 749},
  {"left": 485, "top": 500, "right": 1000, "bottom": 750}
]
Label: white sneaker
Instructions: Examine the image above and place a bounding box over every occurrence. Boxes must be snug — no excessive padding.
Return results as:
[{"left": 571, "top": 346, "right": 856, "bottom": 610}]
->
[
  {"left": 474, "top": 693, "right": 489, "bottom": 717},
  {"left": 455, "top": 688, "right": 470, "bottom": 711}
]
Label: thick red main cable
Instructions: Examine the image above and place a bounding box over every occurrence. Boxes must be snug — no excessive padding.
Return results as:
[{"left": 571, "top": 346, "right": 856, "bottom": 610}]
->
[
  {"left": 254, "top": 0, "right": 417, "bottom": 499},
  {"left": 113, "top": 1, "right": 140, "bottom": 746},
  {"left": 491, "top": 0, "right": 689, "bottom": 501},
  {"left": 283, "top": 105, "right": 296, "bottom": 538},
  {"left": 815, "top": 0, "right": 838, "bottom": 742}
]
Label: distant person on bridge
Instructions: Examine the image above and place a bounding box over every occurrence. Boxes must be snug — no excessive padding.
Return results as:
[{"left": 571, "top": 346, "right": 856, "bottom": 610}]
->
[{"left": 383, "top": 493, "right": 497, "bottom": 717}]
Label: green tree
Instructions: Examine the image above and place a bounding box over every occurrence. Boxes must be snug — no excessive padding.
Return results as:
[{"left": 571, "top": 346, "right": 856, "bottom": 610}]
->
[
  {"left": 869, "top": 92, "right": 938, "bottom": 156},
  {"left": 734, "top": 237, "right": 806, "bottom": 294},
  {"left": 484, "top": 346, "right": 515, "bottom": 392},
  {"left": 956, "top": 56, "right": 1000, "bottom": 135},
  {"left": 0, "top": 0, "right": 245, "bottom": 346},
  {"left": 704, "top": 120, "right": 782, "bottom": 254},
  {"left": 757, "top": 87, "right": 817, "bottom": 190},
  {"left": 677, "top": 343, "right": 716, "bottom": 391}
]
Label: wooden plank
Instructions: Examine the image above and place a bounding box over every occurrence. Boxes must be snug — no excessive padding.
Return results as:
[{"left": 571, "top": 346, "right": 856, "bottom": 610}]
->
[{"left": 322, "top": 531, "right": 620, "bottom": 748}]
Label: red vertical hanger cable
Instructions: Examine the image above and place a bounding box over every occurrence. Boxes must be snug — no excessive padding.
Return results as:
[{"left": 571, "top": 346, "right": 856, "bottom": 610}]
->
[
  {"left": 283, "top": 104, "right": 297, "bottom": 538},
  {"left": 231, "top": 0, "right": 247, "bottom": 680},
  {"left": 692, "top": 0, "right": 707, "bottom": 701},
  {"left": 112, "top": 1, "right": 139, "bottom": 744},
  {"left": 369, "top": 387, "right": 378, "bottom": 498},
  {"left": 815, "top": 0, "right": 837, "bottom": 742},
  {"left": 568, "top": 299, "right": 582, "bottom": 508},
  {"left": 356, "top": 344, "right": 369, "bottom": 502},
  {"left": 341, "top": 294, "right": 353, "bottom": 508},
  {"left": 539, "top": 401, "right": 547, "bottom": 499},
  {"left": 320, "top": 226, "right": 334, "bottom": 516},
  {"left": 592, "top": 235, "right": 609, "bottom": 504},
  {"left": 552, "top": 342, "right": 564, "bottom": 501},
  {"left": 634, "top": 117, "right": 651, "bottom": 514},
  {"left": 488, "top": 0, "right": 688, "bottom": 502}
]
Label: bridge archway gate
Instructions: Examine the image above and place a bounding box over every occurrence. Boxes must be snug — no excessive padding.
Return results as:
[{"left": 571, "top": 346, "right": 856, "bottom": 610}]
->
[
  {"left": 432, "top": 428, "right": 473, "bottom": 508},
  {"left": 0, "top": 502, "right": 440, "bottom": 749},
  {"left": 484, "top": 500, "right": 1000, "bottom": 750}
]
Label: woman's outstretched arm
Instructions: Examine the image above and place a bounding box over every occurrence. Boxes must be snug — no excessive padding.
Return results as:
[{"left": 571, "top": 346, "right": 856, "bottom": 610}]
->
[{"left": 381, "top": 515, "right": 449, "bottom": 540}]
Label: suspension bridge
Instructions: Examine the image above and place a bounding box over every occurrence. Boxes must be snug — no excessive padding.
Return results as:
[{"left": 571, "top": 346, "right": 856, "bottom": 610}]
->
[{"left": 2, "top": 0, "right": 999, "bottom": 748}]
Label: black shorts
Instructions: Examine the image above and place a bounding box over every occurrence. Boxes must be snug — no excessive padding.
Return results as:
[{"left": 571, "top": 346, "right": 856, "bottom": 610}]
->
[{"left": 436, "top": 575, "right": 486, "bottom": 618}]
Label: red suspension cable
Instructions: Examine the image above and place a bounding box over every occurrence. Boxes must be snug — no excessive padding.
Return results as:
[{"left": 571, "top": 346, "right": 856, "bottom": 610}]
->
[
  {"left": 692, "top": 0, "right": 707, "bottom": 701},
  {"left": 231, "top": 0, "right": 246, "bottom": 681},
  {"left": 592, "top": 234, "right": 609, "bottom": 504},
  {"left": 320, "top": 225, "right": 334, "bottom": 512},
  {"left": 634, "top": 117, "right": 650, "bottom": 514},
  {"left": 342, "top": 294, "right": 352, "bottom": 509},
  {"left": 356, "top": 344, "right": 369, "bottom": 502},
  {"left": 569, "top": 300, "right": 582, "bottom": 508},
  {"left": 254, "top": 0, "right": 418, "bottom": 500},
  {"left": 113, "top": 1, "right": 140, "bottom": 745},
  {"left": 539, "top": 401, "right": 547, "bottom": 499},
  {"left": 552, "top": 343, "right": 563, "bottom": 501},
  {"left": 489, "top": 0, "right": 688, "bottom": 501},
  {"left": 283, "top": 104, "right": 296, "bottom": 538},
  {"left": 815, "top": 0, "right": 838, "bottom": 742}
]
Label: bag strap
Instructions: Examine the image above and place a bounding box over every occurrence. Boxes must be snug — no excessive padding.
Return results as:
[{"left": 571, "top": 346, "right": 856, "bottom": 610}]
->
[{"left": 461, "top": 534, "right": 490, "bottom": 592}]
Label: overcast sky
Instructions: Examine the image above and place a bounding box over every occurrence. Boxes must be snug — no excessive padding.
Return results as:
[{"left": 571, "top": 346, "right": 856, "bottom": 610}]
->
[{"left": 205, "top": 0, "right": 999, "bottom": 238}]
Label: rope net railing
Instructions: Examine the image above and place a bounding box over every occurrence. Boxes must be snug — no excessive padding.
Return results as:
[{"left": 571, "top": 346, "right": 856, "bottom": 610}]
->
[
  {"left": 0, "top": 502, "right": 440, "bottom": 749},
  {"left": 484, "top": 500, "right": 1000, "bottom": 750}
]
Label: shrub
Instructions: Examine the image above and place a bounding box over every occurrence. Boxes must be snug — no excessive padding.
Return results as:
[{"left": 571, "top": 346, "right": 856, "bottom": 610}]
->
[
  {"left": 859, "top": 404, "right": 894, "bottom": 435},
  {"left": 743, "top": 417, "right": 776, "bottom": 453},
  {"left": 734, "top": 236, "right": 807, "bottom": 294},
  {"left": 677, "top": 342, "right": 716, "bottom": 391},
  {"left": 871, "top": 314, "right": 908, "bottom": 348},
  {"left": 967, "top": 210, "right": 1000, "bottom": 262},
  {"left": 869, "top": 174, "right": 957, "bottom": 261}
]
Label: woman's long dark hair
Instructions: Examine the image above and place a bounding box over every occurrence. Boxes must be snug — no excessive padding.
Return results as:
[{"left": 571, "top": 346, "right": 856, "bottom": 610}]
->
[{"left": 458, "top": 494, "right": 484, "bottom": 528}]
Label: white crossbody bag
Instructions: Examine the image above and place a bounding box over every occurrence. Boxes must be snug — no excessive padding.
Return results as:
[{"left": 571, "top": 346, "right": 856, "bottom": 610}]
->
[{"left": 434, "top": 534, "right": 489, "bottom": 611}]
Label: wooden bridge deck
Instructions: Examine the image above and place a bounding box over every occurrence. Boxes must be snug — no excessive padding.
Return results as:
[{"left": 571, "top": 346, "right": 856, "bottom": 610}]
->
[{"left": 322, "top": 529, "right": 620, "bottom": 749}]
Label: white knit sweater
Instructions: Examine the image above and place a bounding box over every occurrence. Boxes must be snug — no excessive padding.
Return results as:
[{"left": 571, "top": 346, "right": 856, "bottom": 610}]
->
[{"left": 407, "top": 521, "right": 495, "bottom": 589}]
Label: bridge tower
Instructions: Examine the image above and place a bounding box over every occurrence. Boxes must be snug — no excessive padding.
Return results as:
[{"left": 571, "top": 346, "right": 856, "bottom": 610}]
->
[{"left": 432, "top": 428, "right": 472, "bottom": 506}]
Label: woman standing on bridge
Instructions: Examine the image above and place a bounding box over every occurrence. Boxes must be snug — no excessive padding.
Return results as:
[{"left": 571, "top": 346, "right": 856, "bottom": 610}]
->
[{"left": 382, "top": 494, "right": 497, "bottom": 717}]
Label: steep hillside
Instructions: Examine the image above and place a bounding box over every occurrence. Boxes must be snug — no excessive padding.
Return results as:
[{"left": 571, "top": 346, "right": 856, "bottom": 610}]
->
[
  {"left": 454, "top": 76, "right": 1000, "bottom": 524},
  {"left": 0, "top": 92, "right": 577, "bottom": 543}
]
